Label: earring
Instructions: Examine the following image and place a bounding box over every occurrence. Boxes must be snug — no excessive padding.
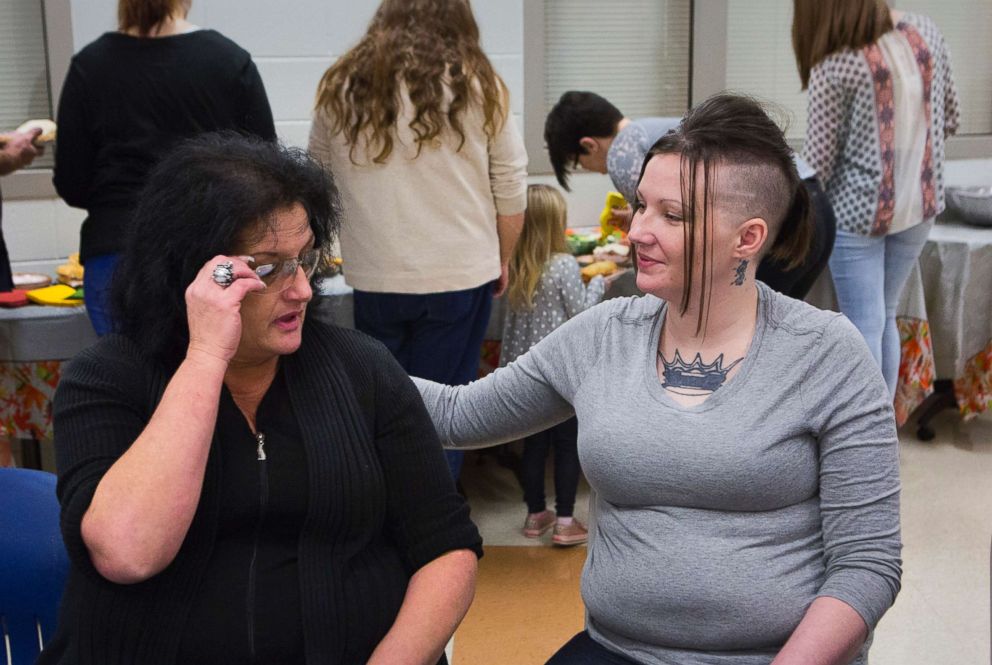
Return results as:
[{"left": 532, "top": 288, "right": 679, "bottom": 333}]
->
[{"left": 732, "top": 259, "right": 748, "bottom": 286}]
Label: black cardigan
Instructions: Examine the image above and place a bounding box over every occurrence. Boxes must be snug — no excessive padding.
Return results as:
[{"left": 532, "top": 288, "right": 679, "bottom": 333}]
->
[
  {"left": 53, "top": 30, "right": 276, "bottom": 261},
  {"left": 41, "top": 320, "right": 482, "bottom": 664}
]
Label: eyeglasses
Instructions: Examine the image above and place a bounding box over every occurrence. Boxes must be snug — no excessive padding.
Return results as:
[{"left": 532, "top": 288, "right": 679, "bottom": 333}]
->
[{"left": 247, "top": 248, "right": 322, "bottom": 292}]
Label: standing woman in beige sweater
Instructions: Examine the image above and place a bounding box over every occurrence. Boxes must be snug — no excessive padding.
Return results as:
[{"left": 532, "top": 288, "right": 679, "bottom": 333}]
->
[{"left": 309, "top": 0, "right": 527, "bottom": 481}]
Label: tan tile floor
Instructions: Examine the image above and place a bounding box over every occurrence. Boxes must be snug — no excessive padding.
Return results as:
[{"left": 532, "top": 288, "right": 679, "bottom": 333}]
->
[
  {"left": 873, "top": 410, "right": 992, "bottom": 664},
  {"left": 455, "top": 409, "right": 992, "bottom": 664},
  {"left": 453, "top": 546, "right": 586, "bottom": 665}
]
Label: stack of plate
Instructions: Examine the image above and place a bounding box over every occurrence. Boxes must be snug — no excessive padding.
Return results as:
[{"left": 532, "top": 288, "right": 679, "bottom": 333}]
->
[{"left": 12, "top": 272, "right": 52, "bottom": 291}]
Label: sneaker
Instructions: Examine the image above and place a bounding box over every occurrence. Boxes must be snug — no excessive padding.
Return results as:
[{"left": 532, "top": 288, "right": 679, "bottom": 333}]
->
[
  {"left": 552, "top": 519, "right": 588, "bottom": 546},
  {"left": 523, "top": 510, "right": 556, "bottom": 537}
]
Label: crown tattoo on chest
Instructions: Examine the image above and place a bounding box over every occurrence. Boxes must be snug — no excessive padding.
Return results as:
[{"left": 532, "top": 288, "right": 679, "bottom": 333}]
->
[{"left": 660, "top": 350, "right": 744, "bottom": 395}]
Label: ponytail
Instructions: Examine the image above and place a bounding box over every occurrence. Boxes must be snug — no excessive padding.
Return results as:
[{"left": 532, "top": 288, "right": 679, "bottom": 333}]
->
[{"left": 767, "top": 180, "right": 814, "bottom": 271}]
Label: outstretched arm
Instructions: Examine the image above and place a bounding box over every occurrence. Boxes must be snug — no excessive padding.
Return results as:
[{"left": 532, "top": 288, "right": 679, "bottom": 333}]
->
[
  {"left": 414, "top": 369, "right": 573, "bottom": 450},
  {"left": 415, "top": 304, "right": 606, "bottom": 448}
]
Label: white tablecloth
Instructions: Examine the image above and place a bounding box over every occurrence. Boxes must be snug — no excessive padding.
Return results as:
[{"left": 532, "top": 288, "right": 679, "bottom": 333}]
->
[{"left": 806, "top": 221, "right": 992, "bottom": 424}]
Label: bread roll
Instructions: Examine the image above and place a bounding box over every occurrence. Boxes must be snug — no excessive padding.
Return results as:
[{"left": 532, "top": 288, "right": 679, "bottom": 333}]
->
[
  {"left": 580, "top": 260, "right": 617, "bottom": 282},
  {"left": 16, "top": 119, "right": 57, "bottom": 144}
]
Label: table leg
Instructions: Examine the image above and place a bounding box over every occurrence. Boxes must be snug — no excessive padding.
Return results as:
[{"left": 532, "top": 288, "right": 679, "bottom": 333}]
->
[{"left": 914, "top": 380, "right": 956, "bottom": 442}]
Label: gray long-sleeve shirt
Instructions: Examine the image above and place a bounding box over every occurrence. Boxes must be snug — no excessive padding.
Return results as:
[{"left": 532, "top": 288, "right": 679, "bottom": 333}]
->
[{"left": 415, "top": 283, "right": 901, "bottom": 664}]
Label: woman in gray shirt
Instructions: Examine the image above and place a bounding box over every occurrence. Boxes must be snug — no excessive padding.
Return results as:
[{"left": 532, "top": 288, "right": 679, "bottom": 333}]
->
[{"left": 416, "top": 94, "right": 900, "bottom": 664}]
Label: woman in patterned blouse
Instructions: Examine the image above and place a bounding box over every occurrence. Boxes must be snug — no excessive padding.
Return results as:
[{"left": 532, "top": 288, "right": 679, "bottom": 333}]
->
[{"left": 794, "top": 0, "right": 959, "bottom": 396}]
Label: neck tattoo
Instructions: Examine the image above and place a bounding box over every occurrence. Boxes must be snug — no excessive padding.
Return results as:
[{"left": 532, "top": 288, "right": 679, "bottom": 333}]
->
[
  {"left": 659, "top": 349, "right": 744, "bottom": 396},
  {"left": 732, "top": 259, "right": 748, "bottom": 286}
]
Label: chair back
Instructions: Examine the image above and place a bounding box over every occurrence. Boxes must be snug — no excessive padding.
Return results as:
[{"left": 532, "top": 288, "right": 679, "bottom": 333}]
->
[{"left": 0, "top": 468, "right": 69, "bottom": 665}]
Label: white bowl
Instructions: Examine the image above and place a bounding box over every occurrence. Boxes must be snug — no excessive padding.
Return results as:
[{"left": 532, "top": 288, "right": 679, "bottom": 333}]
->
[{"left": 945, "top": 186, "right": 992, "bottom": 227}]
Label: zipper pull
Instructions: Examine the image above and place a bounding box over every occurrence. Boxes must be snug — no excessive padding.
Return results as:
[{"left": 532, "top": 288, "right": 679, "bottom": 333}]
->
[{"left": 256, "top": 432, "right": 267, "bottom": 461}]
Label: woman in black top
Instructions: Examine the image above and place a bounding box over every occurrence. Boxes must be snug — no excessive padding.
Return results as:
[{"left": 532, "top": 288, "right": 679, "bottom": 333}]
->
[
  {"left": 53, "top": 0, "right": 276, "bottom": 335},
  {"left": 41, "top": 134, "right": 481, "bottom": 665}
]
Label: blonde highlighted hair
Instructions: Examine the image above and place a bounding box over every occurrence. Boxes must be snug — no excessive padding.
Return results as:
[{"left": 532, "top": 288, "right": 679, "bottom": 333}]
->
[
  {"left": 792, "top": 0, "right": 894, "bottom": 89},
  {"left": 508, "top": 185, "right": 569, "bottom": 311},
  {"left": 314, "top": 0, "right": 508, "bottom": 165}
]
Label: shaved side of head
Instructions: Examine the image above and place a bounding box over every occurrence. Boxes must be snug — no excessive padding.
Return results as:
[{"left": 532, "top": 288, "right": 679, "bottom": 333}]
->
[{"left": 713, "top": 158, "right": 793, "bottom": 252}]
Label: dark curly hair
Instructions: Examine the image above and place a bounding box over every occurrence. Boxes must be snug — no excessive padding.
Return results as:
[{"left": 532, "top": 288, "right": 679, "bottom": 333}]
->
[{"left": 111, "top": 132, "right": 341, "bottom": 367}]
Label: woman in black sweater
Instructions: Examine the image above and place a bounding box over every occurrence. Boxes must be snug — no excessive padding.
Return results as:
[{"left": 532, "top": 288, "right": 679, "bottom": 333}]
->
[
  {"left": 53, "top": 0, "right": 276, "bottom": 335},
  {"left": 41, "top": 134, "right": 481, "bottom": 665}
]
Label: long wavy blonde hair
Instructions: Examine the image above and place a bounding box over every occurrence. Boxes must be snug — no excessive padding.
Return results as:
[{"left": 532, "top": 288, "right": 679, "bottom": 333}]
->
[
  {"left": 509, "top": 185, "right": 570, "bottom": 311},
  {"left": 315, "top": 0, "right": 508, "bottom": 164}
]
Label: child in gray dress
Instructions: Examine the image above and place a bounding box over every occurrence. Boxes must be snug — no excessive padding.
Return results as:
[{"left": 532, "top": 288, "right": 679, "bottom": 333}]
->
[{"left": 503, "top": 184, "right": 605, "bottom": 545}]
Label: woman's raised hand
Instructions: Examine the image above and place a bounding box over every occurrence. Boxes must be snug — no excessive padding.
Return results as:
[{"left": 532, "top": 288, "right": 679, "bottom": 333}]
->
[{"left": 185, "top": 255, "right": 266, "bottom": 365}]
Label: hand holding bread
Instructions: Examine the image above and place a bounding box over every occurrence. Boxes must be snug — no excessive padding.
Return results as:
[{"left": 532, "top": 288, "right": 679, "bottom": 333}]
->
[
  {"left": 16, "top": 119, "right": 58, "bottom": 144},
  {"left": 0, "top": 119, "right": 55, "bottom": 175}
]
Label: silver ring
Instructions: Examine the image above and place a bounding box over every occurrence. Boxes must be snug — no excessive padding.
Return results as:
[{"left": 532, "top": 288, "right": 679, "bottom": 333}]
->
[{"left": 211, "top": 261, "right": 235, "bottom": 288}]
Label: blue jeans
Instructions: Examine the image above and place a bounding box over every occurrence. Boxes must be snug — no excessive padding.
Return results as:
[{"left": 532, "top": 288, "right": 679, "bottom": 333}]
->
[
  {"left": 83, "top": 253, "right": 119, "bottom": 336},
  {"left": 829, "top": 220, "right": 933, "bottom": 397},
  {"left": 353, "top": 282, "right": 495, "bottom": 480},
  {"left": 546, "top": 632, "right": 641, "bottom": 664}
]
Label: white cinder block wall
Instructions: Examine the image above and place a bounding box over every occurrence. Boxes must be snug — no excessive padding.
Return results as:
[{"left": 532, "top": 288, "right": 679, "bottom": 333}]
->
[{"left": 4, "top": 0, "right": 992, "bottom": 275}]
